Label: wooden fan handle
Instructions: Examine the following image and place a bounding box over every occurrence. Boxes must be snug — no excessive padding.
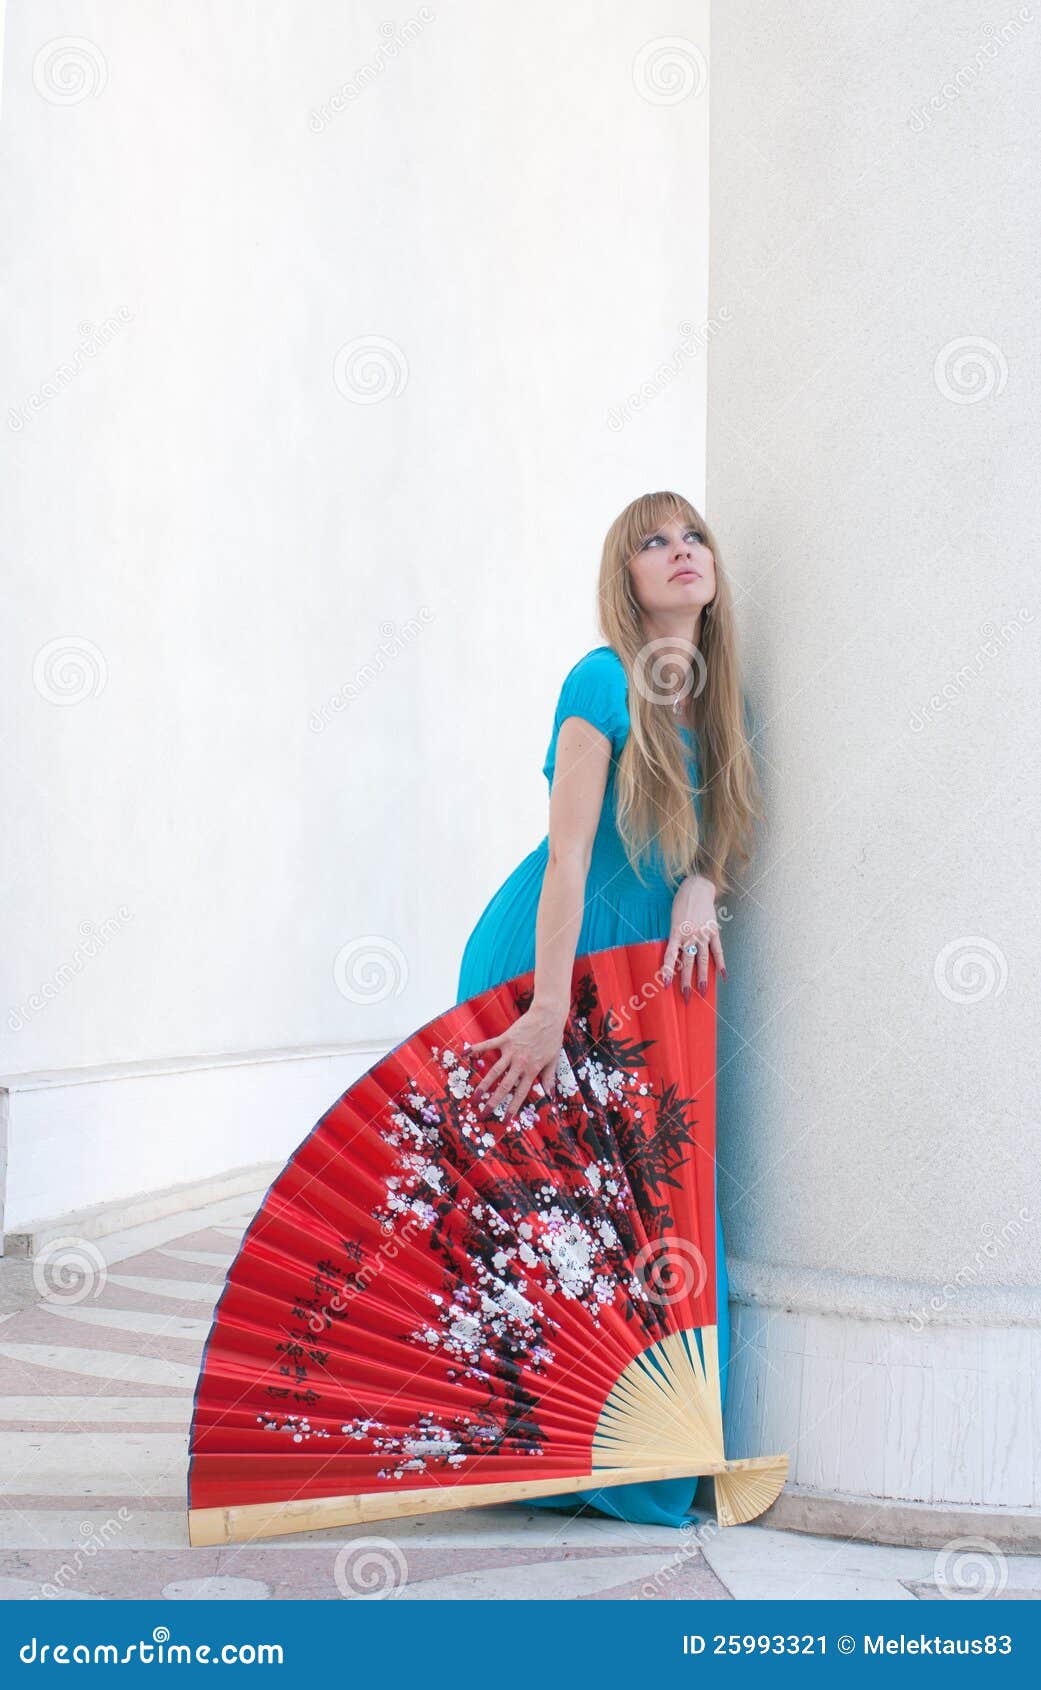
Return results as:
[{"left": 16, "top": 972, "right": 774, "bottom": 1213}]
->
[{"left": 189, "top": 1452, "right": 788, "bottom": 1546}]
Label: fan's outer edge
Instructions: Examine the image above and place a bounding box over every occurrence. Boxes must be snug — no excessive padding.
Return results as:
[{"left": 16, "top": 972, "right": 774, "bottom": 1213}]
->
[{"left": 188, "top": 1452, "right": 786, "bottom": 1546}]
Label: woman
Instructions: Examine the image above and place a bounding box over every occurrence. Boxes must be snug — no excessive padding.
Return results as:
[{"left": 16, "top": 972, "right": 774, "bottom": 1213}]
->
[{"left": 456, "top": 490, "right": 763, "bottom": 1529}]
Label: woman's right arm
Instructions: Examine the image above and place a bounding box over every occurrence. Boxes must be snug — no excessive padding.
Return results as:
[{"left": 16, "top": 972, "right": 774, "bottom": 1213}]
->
[
  {"left": 469, "top": 714, "right": 611, "bottom": 1118},
  {"left": 531, "top": 714, "right": 611, "bottom": 1017}
]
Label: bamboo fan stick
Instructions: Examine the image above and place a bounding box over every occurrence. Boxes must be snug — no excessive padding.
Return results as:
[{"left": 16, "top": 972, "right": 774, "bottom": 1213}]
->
[{"left": 188, "top": 1454, "right": 787, "bottom": 1547}]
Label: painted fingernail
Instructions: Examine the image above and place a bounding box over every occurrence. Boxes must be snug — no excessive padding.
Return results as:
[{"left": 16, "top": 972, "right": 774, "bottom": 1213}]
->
[
  {"left": 682, "top": 985, "right": 691, "bottom": 1004},
  {"left": 720, "top": 966, "right": 727, "bottom": 980},
  {"left": 698, "top": 980, "right": 707, "bottom": 996}
]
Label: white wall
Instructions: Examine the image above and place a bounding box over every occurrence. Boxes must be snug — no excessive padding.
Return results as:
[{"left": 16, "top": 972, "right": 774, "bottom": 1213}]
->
[
  {"left": 708, "top": 0, "right": 1040, "bottom": 1533},
  {"left": 1, "top": 1, "right": 712, "bottom": 1223}
]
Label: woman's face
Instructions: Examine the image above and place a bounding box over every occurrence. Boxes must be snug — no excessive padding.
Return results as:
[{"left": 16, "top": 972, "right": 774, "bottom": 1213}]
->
[{"left": 627, "top": 513, "right": 716, "bottom": 621}]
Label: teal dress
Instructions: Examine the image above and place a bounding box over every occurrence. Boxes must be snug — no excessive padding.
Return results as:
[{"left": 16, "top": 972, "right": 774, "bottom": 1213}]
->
[{"left": 457, "top": 644, "right": 730, "bottom": 1529}]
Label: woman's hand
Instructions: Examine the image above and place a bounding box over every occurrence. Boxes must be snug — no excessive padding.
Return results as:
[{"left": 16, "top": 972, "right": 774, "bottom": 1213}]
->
[
  {"left": 468, "top": 1000, "right": 568, "bottom": 1122},
  {"left": 662, "top": 873, "right": 726, "bottom": 1001}
]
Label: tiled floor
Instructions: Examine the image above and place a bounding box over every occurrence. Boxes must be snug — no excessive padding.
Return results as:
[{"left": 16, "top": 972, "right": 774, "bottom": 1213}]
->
[{"left": 1, "top": 1194, "right": 1037, "bottom": 1601}]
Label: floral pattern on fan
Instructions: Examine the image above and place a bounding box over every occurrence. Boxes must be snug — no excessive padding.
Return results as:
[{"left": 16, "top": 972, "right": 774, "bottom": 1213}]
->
[{"left": 256, "top": 963, "right": 709, "bottom": 1481}]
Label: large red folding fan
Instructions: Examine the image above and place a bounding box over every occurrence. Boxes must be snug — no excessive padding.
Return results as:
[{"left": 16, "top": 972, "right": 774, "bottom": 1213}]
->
[{"left": 188, "top": 939, "right": 787, "bottom": 1545}]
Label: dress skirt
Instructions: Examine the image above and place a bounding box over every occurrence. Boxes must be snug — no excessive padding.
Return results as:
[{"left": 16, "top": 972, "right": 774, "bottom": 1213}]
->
[{"left": 456, "top": 834, "right": 731, "bottom": 1530}]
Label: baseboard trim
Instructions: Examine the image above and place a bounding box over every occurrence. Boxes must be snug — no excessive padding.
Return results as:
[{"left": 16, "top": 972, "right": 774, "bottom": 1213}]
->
[
  {"left": 3, "top": 1159, "right": 281, "bottom": 1258},
  {"left": 0, "top": 1039, "right": 389, "bottom": 1093},
  {"left": 762, "top": 1483, "right": 1041, "bottom": 1553},
  {"left": 728, "top": 1254, "right": 1040, "bottom": 1328}
]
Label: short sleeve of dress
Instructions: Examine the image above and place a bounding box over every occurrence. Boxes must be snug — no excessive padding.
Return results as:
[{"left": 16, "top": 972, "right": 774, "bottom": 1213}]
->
[{"left": 541, "top": 646, "right": 630, "bottom": 783}]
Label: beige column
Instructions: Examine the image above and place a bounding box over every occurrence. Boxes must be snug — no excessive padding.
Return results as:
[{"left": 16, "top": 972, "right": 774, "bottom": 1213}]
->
[{"left": 708, "top": 1, "right": 1041, "bottom": 1545}]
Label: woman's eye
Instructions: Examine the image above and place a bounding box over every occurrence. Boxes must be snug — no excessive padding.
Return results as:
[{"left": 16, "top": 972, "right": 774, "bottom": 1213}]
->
[{"left": 641, "top": 528, "right": 703, "bottom": 549}]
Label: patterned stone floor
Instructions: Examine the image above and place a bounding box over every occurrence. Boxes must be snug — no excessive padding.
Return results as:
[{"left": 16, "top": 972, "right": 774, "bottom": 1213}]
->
[{"left": 1, "top": 1192, "right": 1037, "bottom": 1601}]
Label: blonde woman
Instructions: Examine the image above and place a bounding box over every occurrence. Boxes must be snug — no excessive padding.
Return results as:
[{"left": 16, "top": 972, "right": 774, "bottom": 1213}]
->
[{"left": 457, "top": 490, "right": 762, "bottom": 1528}]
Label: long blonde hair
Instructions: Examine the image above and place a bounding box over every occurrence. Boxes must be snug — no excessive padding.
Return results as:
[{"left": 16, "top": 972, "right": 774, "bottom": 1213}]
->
[{"left": 597, "top": 490, "right": 763, "bottom": 896}]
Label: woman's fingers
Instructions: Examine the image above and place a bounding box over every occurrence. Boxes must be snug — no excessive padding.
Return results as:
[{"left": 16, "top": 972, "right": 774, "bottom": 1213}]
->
[
  {"left": 709, "top": 929, "right": 727, "bottom": 979},
  {"left": 467, "top": 1034, "right": 501, "bottom": 1058},
  {"left": 482, "top": 1062, "right": 525, "bottom": 1119},
  {"left": 476, "top": 1052, "right": 518, "bottom": 1113},
  {"left": 472, "top": 1048, "right": 510, "bottom": 1098},
  {"left": 677, "top": 925, "right": 720, "bottom": 998},
  {"left": 678, "top": 930, "right": 698, "bottom": 999},
  {"left": 662, "top": 923, "right": 692, "bottom": 987},
  {"left": 503, "top": 1070, "right": 535, "bottom": 1123}
]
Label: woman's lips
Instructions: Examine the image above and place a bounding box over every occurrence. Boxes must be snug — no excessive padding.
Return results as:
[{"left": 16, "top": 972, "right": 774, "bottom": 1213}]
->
[{"left": 670, "top": 569, "right": 701, "bottom": 581}]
